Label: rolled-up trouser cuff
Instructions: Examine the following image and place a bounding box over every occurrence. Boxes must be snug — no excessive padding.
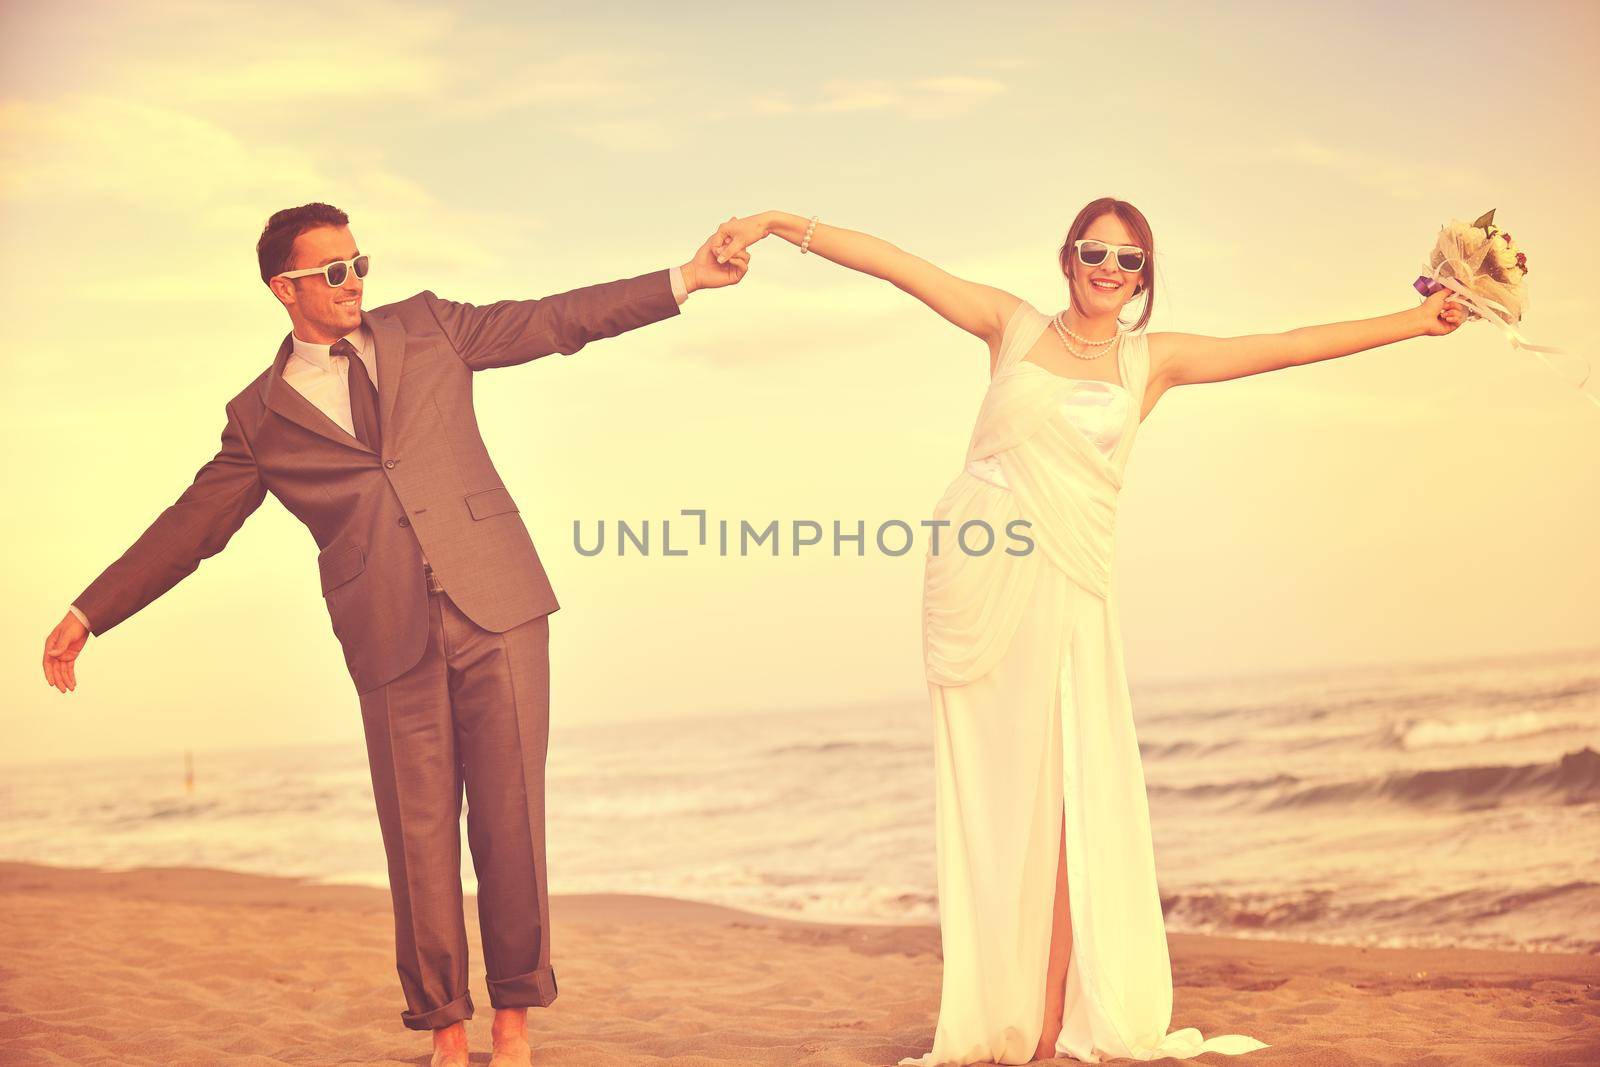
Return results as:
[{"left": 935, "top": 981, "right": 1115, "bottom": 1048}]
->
[
  {"left": 487, "top": 965, "right": 559, "bottom": 1009},
  {"left": 401, "top": 988, "right": 475, "bottom": 1031}
]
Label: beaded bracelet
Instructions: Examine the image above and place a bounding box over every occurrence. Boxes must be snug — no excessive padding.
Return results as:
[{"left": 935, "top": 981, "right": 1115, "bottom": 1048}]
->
[{"left": 799, "top": 215, "right": 819, "bottom": 254}]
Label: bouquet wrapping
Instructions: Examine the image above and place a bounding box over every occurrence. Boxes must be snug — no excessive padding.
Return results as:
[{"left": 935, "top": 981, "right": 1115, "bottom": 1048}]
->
[{"left": 1413, "top": 209, "right": 1595, "bottom": 409}]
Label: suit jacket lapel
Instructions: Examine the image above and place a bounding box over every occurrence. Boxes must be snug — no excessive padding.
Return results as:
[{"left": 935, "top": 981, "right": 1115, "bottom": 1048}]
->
[
  {"left": 261, "top": 330, "right": 375, "bottom": 455},
  {"left": 260, "top": 310, "right": 406, "bottom": 457},
  {"left": 367, "top": 310, "right": 405, "bottom": 459}
]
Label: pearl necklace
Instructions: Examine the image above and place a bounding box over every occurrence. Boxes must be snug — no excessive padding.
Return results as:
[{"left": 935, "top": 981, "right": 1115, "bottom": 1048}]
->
[{"left": 1051, "top": 312, "right": 1121, "bottom": 362}]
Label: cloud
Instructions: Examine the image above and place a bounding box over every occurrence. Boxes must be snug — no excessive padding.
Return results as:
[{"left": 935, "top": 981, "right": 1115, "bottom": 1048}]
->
[
  {"left": 409, "top": 45, "right": 692, "bottom": 153},
  {"left": 0, "top": 95, "right": 323, "bottom": 209},
  {"left": 439, "top": 49, "right": 652, "bottom": 119},
  {"left": 0, "top": 93, "right": 537, "bottom": 302},
  {"left": 2, "top": 1, "right": 457, "bottom": 107},
  {"left": 753, "top": 75, "right": 1009, "bottom": 119},
  {"left": 1265, "top": 136, "right": 1485, "bottom": 200},
  {"left": 563, "top": 117, "right": 677, "bottom": 153}
]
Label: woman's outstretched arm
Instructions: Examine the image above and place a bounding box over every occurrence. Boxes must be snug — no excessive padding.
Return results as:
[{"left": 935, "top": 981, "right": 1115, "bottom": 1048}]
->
[
  {"left": 1150, "top": 290, "right": 1467, "bottom": 392},
  {"left": 713, "top": 211, "right": 1021, "bottom": 363}
]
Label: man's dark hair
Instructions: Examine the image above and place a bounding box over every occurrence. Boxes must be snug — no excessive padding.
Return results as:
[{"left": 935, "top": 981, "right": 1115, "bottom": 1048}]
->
[{"left": 257, "top": 203, "right": 350, "bottom": 285}]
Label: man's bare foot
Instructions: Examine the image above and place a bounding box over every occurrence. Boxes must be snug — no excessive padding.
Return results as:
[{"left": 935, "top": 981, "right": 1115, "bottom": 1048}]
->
[
  {"left": 490, "top": 1006, "right": 533, "bottom": 1067},
  {"left": 430, "top": 1020, "right": 469, "bottom": 1067}
]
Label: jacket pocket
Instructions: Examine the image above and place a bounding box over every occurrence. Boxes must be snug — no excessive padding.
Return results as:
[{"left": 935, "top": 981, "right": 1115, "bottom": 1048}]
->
[
  {"left": 465, "top": 485, "right": 519, "bottom": 520},
  {"left": 317, "top": 543, "right": 366, "bottom": 595}
]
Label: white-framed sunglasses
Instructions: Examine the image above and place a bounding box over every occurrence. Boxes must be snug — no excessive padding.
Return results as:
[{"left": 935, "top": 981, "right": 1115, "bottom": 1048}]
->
[
  {"left": 1074, "top": 240, "right": 1145, "bottom": 273},
  {"left": 276, "top": 253, "right": 371, "bottom": 287}
]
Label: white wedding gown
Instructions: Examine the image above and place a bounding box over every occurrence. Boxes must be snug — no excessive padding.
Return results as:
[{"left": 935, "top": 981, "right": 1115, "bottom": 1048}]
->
[{"left": 903, "top": 301, "right": 1269, "bottom": 1065}]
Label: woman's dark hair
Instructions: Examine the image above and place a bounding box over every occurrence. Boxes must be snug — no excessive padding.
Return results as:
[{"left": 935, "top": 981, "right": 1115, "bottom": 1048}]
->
[
  {"left": 1057, "top": 198, "right": 1155, "bottom": 332},
  {"left": 256, "top": 202, "right": 350, "bottom": 285}
]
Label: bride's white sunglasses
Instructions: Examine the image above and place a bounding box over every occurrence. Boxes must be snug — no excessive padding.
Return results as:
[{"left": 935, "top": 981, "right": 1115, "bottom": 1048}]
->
[
  {"left": 1074, "top": 240, "right": 1145, "bottom": 273},
  {"left": 276, "top": 254, "right": 371, "bottom": 288}
]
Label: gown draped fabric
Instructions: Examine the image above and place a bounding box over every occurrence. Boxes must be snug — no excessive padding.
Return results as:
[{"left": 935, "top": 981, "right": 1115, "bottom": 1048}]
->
[{"left": 903, "top": 301, "right": 1269, "bottom": 1065}]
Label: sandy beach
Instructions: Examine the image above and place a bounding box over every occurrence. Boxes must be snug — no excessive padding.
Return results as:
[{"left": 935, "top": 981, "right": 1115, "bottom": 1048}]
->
[{"left": 0, "top": 860, "right": 1595, "bottom": 1066}]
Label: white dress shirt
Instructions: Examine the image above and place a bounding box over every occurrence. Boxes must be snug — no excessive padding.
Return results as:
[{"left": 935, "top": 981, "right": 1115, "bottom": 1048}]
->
[{"left": 69, "top": 266, "right": 690, "bottom": 630}]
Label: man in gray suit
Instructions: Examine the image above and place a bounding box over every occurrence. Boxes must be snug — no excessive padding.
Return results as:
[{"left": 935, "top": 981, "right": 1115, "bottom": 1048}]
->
[{"left": 41, "top": 202, "right": 750, "bottom": 1067}]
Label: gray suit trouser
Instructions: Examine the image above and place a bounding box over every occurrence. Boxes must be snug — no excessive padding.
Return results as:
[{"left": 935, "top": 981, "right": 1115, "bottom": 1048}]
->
[{"left": 357, "top": 562, "right": 556, "bottom": 1030}]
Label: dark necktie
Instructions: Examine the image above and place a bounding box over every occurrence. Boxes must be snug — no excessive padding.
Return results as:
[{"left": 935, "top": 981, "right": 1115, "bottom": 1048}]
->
[{"left": 332, "top": 337, "right": 381, "bottom": 453}]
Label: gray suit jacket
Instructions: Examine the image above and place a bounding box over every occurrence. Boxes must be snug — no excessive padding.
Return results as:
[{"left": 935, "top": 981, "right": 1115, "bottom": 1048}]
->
[{"left": 73, "top": 268, "right": 682, "bottom": 693}]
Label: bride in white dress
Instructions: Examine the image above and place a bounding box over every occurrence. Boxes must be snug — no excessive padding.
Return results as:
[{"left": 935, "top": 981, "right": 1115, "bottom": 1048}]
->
[{"left": 709, "top": 201, "right": 1467, "bottom": 1064}]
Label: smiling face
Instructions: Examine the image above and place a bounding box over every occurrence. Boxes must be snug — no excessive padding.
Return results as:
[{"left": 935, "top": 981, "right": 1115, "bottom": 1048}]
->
[
  {"left": 271, "top": 224, "right": 363, "bottom": 342},
  {"left": 1066, "top": 213, "right": 1144, "bottom": 317}
]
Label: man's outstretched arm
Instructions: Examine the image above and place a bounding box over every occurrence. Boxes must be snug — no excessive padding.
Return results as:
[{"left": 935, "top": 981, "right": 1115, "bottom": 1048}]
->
[
  {"left": 422, "top": 227, "right": 751, "bottom": 371},
  {"left": 45, "top": 399, "right": 268, "bottom": 692}
]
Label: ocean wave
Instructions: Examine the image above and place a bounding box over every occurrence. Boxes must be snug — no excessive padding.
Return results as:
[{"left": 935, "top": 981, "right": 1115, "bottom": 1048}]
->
[
  {"left": 1146, "top": 747, "right": 1600, "bottom": 811},
  {"left": 1161, "top": 879, "right": 1600, "bottom": 954},
  {"left": 1392, "top": 710, "right": 1564, "bottom": 751},
  {"left": 1266, "top": 746, "right": 1599, "bottom": 811}
]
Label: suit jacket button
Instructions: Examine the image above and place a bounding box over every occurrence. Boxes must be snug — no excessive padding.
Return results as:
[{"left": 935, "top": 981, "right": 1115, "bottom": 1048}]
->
[
  {"left": 384, "top": 459, "right": 397, "bottom": 469},
  {"left": 398, "top": 516, "right": 410, "bottom": 528}
]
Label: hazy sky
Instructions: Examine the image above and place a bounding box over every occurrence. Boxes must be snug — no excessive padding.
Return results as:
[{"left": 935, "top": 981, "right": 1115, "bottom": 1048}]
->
[{"left": 4, "top": 1, "right": 1596, "bottom": 766}]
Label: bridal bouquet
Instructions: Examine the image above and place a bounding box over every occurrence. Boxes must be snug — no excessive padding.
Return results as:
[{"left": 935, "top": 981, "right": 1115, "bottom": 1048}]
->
[
  {"left": 1413, "top": 209, "right": 1596, "bottom": 409},
  {"left": 1412, "top": 209, "right": 1527, "bottom": 323}
]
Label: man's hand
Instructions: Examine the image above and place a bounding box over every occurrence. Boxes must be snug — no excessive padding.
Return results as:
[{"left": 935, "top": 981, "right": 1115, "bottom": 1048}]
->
[
  {"left": 43, "top": 611, "right": 89, "bottom": 693},
  {"left": 681, "top": 218, "right": 753, "bottom": 293}
]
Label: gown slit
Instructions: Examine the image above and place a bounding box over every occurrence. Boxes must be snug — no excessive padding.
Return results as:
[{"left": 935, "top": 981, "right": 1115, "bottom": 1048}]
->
[{"left": 1039, "top": 792, "right": 1077, "bottom": 1047}]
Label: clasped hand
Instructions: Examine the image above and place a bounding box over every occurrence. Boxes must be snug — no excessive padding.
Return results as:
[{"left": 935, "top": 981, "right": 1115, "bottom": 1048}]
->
[{"left": 682, "top": 217, "right": 755, "bottom": 292}]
